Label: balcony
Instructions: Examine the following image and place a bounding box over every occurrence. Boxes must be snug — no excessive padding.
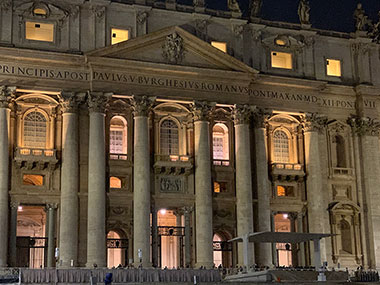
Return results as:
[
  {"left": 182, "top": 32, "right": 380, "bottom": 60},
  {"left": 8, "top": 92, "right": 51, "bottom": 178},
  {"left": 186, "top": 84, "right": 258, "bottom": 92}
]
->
[
  {"left": 154, "top": 154, "right": 193, "bottom": 175},
  {"left": 271, "top": 163, "right": 305, "bottom": 182},
  {"left": 330, "top": 167, "right": 354, "bottom": 178},
  {"left": 213, "top": 159, "right": 230, "bottom": 166},
  {"left": 109, "top": 153, "right": 128, "bottom": 160},
  {"left": 14, "top": 147, "right": 58, "bottom": 170}
]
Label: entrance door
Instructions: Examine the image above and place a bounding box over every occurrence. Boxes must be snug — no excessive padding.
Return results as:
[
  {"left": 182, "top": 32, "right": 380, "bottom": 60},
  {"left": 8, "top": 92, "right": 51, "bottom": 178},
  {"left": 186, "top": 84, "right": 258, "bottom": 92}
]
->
[
  {"left": 274, "top": 213, "right": 292, "bottom": 267},
  {"left": 107, "top": 231, "right": 128, "bottom": 268}
]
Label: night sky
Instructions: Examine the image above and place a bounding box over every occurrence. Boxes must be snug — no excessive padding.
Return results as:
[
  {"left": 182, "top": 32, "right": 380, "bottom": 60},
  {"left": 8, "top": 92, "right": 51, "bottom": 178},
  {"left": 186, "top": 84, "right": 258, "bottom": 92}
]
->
[{"left": 176, "top": 0, "right": 380, "bottom": 33}]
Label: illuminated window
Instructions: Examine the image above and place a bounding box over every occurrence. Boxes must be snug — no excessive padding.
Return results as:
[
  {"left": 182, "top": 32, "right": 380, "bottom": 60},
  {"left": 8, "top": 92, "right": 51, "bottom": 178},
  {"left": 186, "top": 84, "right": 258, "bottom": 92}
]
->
[
  {"left": 24, "top": 111, "right": 47, "bottom": 149},
  {"left": 213, "top": 123, "right": 229, "bottom": 160},
  {"left": 23, "top": 174, "right": 44, "bottom": 186},
  {"left": 110, "top": 177, "right": 122, "bottom": 188},
  {"left": 275, "top": 38, "right": 287, "bottom": 46},
  {"left": 33, "top": 8, "right": 47, "bottom": 16},
  {"left": 111, "top": 28, "right": 129, "bottom": 45},
  {"left": 271, "top": 51, "right": 292, "bottom": 69},
  {"left": 160, "top": 119, "right": 179, "bottom": 155},
  {"left": 25, "top": 21, "right": 54, "bottom": 42},
  {"left": 211, "top": 41, "right": 227, "bottom": 53},
  {"left": 273, "top": 130, "right": 289, "bottom": 163},
  {"left": 214, "top": 181, "right": 227, "bottom": 193},
  {"left": 276, "top": 185, "right": 294, "bottom": 197},
  {"left": 326, "top": 59, "right": 341, "bottom": 77},
  {"left": 110, "top": 116, "right": 127, "bottom": 154}
]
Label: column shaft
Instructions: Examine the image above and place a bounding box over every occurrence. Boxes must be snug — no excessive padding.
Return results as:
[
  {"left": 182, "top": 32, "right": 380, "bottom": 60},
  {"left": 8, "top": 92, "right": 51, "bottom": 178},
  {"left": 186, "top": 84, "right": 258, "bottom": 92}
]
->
[
  {"left": 235, "top": 123, "right": 253, "bottom": 266},
  {"left": 47, "top": 205, "right": 57, "bottom": 267},
  {"left": 0, "top": 107, "right": 10, "bottom": 267},
  {"left": 87, "top": 111, "right": 107, "bottom": 267},
  {"left": 194, "top": 120, "right": 213, "bottom": 268},
  {"left": 254, "top": 126, "right": 272, "bottom": 266},
  {"left": 184, "top": 209, "right": 192, "bottom": 267},
  {"left": 133, "top": 116, "right": 151, "bottom": 267},
  {"left": 9, "top": 203, "right": 18, "bottom": 267},
  {"left": 59, "top": 112, "right": 79, "bottom": 267}
]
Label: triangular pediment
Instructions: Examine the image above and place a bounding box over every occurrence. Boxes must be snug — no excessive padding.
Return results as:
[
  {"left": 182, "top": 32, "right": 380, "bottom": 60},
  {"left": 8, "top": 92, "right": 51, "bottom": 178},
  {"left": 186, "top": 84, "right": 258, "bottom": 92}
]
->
[{"left": 86, "top": 26, "right": 257, "bottom": 74}]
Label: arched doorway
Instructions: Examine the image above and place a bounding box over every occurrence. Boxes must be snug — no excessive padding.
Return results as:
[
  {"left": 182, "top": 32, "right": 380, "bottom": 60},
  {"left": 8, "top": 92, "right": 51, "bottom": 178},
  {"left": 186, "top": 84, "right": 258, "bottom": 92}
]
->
[
  {"left": 107, "top": 231, "right": 127, "bottom": 268},
  {"left": 213, "top": 232, "right": 233, "bottom": 268}
]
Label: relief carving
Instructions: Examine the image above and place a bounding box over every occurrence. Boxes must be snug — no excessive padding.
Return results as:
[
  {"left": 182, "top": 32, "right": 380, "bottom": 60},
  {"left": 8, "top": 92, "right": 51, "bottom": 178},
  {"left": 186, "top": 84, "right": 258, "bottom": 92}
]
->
[
  {"left": 162, "top": 32, "right": 185, "bottom": 64},
  {"left": 87, "top": 92, "right": 112, "bottom": 113},
  {"left": 0, "top": 0, "right": 12, "bottom": 11},
  {"left": 191, "top": 100, "right": 214, "bottom": 122},
  {"left": 160, "top": 177, "right": 183, "bottom": 193},
  {"left": 302, "top": 113, "right": 328, "bottom": 133},
  {"left": 130, "top": 95, "right": 155, "bottom": 117},
  {"left": 59, "top": 91, "right": 85, "bottom": 113},
  {"left": 137, "top": 11, "right": 148, "bottom": 25},
  {"left": 252, "top": 108, "right": 271, "bottom": 128},
  {"left": 233, "top": 104, "right": 254, "bottom": 125},
  {"left": 348, "top": 116, "right": 380, "bottom": 136}
]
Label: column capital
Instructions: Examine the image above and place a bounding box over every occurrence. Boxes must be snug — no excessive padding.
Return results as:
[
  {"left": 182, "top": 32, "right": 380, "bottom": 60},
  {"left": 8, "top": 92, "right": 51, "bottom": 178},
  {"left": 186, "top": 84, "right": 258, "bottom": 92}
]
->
[
  {"left": 0, "top": 86, "right": 16, "bottom": 109},
  {"left": 131, "top": 95, "right": 155, "bottom": 117},
  {"left": 10, "top": 201, "right": 19, "bottom": 209},
  {"left": 182, "top": 206, "right": 194, "bottom": 215},
  {"left": 252, "top": 108, "right": 272, "bottom": 128},
  {"left": 87, "top": 92, "right": 112, "bottom": 113},
  {"left": 302, "top": 113, "right": 328, "bottom": 133},
  {"left": 233, "top": 104, "right": 255, "bottom": 125},
  {"left": 45, "top": 203, "right": 58, "bottom": 211},
  {"left": 191, "top": 101, "right": 214, "bottom": 122},
  {"left": 59, "top": 92, "right": 86, "bottom": 113},
  {"left": 348, "top": 116, "right": 380, "bottom": 136}
]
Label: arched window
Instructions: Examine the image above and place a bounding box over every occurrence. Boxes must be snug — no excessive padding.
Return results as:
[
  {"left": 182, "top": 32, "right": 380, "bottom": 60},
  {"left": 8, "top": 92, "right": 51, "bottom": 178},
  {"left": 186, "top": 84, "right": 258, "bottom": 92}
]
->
[
  {"left": 273, "top": 130, "right": 290, "bottom": 163},
  {"left": 212, "top": 123, "right": 229, "bottom": 160},
  {"left": 213, "top": 234, "right": 223, "bottom": 267},
  {"left": 110, "top": 116, "right": 127, "bottom": 154},
  {"left": 334, "top": 135, "right": 346, "bottom": 168},
  {"left": 23, "top": 111, "right": 47, "bottom": 148},
  {"left": 160, "top": 119, "right": 179, "bottom": 155},
  {"left": 340, "top": 219, "right": 352, "bottom": 254}
]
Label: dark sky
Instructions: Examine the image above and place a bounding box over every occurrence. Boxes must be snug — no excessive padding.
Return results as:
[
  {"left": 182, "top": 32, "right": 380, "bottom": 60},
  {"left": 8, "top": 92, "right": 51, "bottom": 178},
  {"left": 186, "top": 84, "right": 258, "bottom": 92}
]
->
[{"left": 199, "top": 0, "right": 380, "bottom": 33}]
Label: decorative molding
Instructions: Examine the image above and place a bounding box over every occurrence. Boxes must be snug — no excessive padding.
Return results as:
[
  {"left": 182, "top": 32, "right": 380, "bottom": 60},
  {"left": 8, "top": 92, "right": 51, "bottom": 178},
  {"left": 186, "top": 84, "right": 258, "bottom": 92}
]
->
[
  {"left": 195, "top": 19, "right": 208, "bottom": 38},
  {"left": 327, "top": 120, "right": 348, "bottom": 134},
  {"left": 91, "top": 5, "right": 106, "bottom": 21},
  {"left": 87, "top": 92, "right": 112, "bottom": 113},
  {"left": 137, "top": 11, "right": 148, "bottom": 25},
  {"left": 348, "top": 116, "right": 380, "bottom": 136},
  {"left": 159, "top": 176, "right": 183, "bottom": 193},
  {"left": 191, "top": 101, "right": 214, "bottom": 122},
  {"left": 233, "top": 24, "right": 244, "bottom": 38},
  {"left": 302, "top": 113, "right": 328, "bottom": 133},
  {"left": 0, "top": 0, "right": 12, "bottom": 11},
  {"left": 45, "top": 203, "right": 58, "bottom": 210},
  {"left": 193, "top": 0, "right": 205, "bottom": 7},
  {"left": 0, "top": 86, "right": 16, "bottom": 109},
  {"left": 59, "top": 92, "right": 85, "bottom": 113},
  {"left": 162, "top": 32, "right": 185, "bottom": 64},
  {"left": 233, "top": 104, "right": 254, "bottom": 125},
  {"left": 251, "top": 28, "right": 262, "bottom": 42},
  {"left": 130, "top": 95, "right": 155, "bottom": 117},
  {"left": 69, "top": 5, "right": 80, "bottom": 19}
]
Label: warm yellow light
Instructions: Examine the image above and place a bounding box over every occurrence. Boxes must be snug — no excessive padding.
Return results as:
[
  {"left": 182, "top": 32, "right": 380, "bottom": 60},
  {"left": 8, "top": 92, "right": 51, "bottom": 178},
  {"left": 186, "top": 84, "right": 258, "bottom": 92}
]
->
[
  {"left": 271, "top": 51, "right": 292, "bottom": 69},
  {"left": 34, "top": 8, "right": 47, "bottom": 15},
  {"left": 110, "top": 176, "right": 122, "bottom": 188},
  {"left": 111, "top": 28, "right": 129, "bottom": 45},
  {"left": 211, "top": 41, "right": 227, "bottom": 53},
  {"left": 277, "top": 186, "right": 286, "bottom": 197},
  {"left": 326, "top": 59, "right": 341, "bottom": 77},
  {"left": 23, "top": 174, "right": 44, "bottom": 186},
  {"left": 214, "top": 182, "right": 221, "bottom": 193},
  {"left": 275, "top": 39, "right": 286, "bottom": 46},
  {"left": 26, "top": 21, "right": 54, "bottom": 42}
]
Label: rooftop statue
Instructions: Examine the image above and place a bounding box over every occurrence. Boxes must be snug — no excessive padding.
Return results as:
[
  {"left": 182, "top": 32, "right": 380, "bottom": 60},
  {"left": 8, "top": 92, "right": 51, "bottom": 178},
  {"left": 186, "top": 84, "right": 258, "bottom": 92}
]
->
[
  {"left": 368, "top": 11, "right": 380, "bottom": 43},
  {"left": 354, "top": 3, "right": 371, "bottom": 31},
  {"left": 228, "top": 0, "right": 241, "bottom": 13},
  {"left": 250, "top": 0, "right": 262, "bottom": 19},
  {"left": 298, "top": 0, "right": 310, "bottom": 25}
]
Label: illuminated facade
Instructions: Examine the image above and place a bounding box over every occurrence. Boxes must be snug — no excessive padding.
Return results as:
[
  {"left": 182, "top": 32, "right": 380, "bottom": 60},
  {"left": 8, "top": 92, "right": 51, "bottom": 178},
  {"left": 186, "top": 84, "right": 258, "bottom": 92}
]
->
[{"left": 0, "top": 0, "right": 380, "bottom": 270}]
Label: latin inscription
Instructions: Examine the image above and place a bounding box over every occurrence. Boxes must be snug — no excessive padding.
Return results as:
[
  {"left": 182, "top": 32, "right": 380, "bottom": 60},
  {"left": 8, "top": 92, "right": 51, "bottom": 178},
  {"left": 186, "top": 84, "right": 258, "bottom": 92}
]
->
[{"left": 0, "top": 63, "right": 376, "bottom": 109}]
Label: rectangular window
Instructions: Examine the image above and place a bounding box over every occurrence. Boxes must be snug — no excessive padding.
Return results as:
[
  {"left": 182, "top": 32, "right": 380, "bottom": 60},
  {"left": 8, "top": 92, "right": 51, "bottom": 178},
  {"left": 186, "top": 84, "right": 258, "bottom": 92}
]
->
[
  {"left": 25, "top": 22, "right": 54, "bottom": 42},
  {"left": 111, "top": 28, "right": 129, "bottom": 45},
  {"left": 23, "top": 174, "right": 44, "bottom": 186},
  {"left": 271, "top": 51, "right": 292, "bottom": 69},
  {"left": 110, "top": 130, "right": 124, "bottom": 154},
  {"left": 276, "top": 185, "right": 294, "bottom": 197},
  {"left": 214, "top": 181, "right": 227, "bottom": 193},
  {"left": 211, "top": 41, "right": 227, "bottom": 53},
  {"left": 326, "top": 59, "right": 341, "bottom": 77}
]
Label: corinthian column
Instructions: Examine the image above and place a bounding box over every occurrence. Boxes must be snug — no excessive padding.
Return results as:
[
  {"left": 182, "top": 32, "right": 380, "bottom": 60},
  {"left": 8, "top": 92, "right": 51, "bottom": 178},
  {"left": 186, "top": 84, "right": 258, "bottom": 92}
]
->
[
  {"left": 59, "top": 92, "right": 84, "bottom": 267},
  {"left": 349, "top": 116, "right": 380, "bottom": 268},
  {"left": 0, "top": 86, "right": 15, "bottom": 267},
  {"left": 86, "top": 92, "right": 112, "bottom": 268},
  {"left": 131, "top": 95, "right": 154, "bottom": 267},
  {"left": 233, "top": 105, "right": 254, "bottom": 266},
  {"left": 192, "top": 101, "right": 213, "bottom": 268},
  {"left": 252, "top": 109, "right": 272, "bottom": 267},
  {"left": 302, "top": 113, "right": 329, "bottom": 265}
]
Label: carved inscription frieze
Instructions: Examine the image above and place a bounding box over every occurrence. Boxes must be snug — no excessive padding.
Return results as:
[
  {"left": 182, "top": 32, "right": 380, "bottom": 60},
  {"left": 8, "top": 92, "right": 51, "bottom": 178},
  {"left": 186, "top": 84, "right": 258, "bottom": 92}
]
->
[{"left": 159, "top": 176, "right": 184, "bottom": 193}]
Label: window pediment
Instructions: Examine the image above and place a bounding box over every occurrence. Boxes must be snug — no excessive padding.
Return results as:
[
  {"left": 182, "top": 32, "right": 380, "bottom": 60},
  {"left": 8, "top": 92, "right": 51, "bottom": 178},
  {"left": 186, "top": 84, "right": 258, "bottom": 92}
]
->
[
  {"left": 262, "top": 34, "right": 305, "bottom": 52},
  {"left": 15, "top": 1, "right": 69, "bottom": 22}
]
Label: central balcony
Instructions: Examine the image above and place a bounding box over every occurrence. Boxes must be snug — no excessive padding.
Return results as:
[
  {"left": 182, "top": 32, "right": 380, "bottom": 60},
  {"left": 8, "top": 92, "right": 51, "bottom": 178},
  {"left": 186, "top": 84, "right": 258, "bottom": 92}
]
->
[
  {"left": 14, "top": 147, "right": 58, "bottom": 170},
  {"left": 154, "top": 154, "right": 193, "bottom": 175},
  {"left": 271, "top": 162, "right": 305, "bottom": 182}
]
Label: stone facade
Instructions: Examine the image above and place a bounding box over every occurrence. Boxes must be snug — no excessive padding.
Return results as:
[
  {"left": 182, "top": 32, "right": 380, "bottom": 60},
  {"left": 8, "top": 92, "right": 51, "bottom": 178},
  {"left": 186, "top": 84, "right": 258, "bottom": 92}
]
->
[{"left": 0, "top": 0, "right": 380, "bottom": 270}]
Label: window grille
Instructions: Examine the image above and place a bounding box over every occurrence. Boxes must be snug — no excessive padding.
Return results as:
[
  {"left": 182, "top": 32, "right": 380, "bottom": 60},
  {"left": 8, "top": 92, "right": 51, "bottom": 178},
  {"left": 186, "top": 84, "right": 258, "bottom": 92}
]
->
[
  {"left": 24, "top": 111, "right": 47, "bottom": 148},
  {"left": 110, "top": 117, "right": 127, "bottom": 154},
  {"left": 273, "top": 130, "right": 290, "bottom": 163},
  {"left": 160, "top": 119, "right": 179, "bottom": 155}
]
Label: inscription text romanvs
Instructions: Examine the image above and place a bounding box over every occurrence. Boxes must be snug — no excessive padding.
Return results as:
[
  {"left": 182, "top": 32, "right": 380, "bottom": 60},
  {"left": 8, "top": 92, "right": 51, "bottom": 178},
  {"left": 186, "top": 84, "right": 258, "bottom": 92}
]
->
[{"left": 0, "top": 63, "right": 375, "bottom": 110}]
